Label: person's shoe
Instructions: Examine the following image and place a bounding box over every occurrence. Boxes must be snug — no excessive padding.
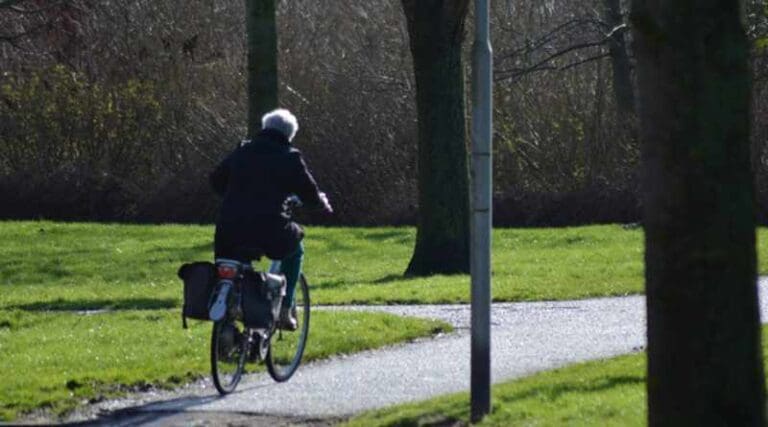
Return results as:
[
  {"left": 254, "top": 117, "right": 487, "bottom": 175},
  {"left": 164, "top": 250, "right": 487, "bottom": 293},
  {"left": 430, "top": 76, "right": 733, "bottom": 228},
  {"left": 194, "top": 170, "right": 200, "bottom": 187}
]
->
[{"left": 278, "top": 306, "right": 298, "bottom": 331}]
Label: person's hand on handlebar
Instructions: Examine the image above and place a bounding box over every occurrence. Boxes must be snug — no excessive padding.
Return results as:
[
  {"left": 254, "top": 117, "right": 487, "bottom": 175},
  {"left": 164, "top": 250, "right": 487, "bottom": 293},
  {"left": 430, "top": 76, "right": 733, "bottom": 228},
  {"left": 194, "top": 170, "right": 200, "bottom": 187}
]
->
[{"left": 285, "top": 195, "right": 303, "bottom": 209}]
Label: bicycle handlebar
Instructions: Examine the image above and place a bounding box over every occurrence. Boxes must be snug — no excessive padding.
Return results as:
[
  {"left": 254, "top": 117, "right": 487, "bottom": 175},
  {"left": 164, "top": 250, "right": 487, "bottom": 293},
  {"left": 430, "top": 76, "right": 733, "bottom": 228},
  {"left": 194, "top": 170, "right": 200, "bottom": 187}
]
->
[
  {"left": 285, "top": 192, "right": 332, "bottom": 214},
  {"left": 285, "top": 195, "right": 303, "bottom": 209}
]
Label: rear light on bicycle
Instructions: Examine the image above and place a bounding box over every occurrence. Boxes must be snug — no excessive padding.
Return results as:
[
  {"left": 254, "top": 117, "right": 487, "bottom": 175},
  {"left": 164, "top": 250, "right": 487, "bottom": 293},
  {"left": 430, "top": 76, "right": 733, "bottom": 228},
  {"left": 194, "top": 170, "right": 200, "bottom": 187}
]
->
[{"left": 217, "top": 265, "right": 238, "bottom": 279}]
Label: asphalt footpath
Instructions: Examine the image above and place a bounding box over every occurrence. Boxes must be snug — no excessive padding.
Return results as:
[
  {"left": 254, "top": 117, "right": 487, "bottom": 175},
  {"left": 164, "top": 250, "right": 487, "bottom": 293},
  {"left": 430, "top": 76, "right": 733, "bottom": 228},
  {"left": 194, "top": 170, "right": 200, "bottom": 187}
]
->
[{"left": 52, "top": 278, "right": 768, "bottom": 426}]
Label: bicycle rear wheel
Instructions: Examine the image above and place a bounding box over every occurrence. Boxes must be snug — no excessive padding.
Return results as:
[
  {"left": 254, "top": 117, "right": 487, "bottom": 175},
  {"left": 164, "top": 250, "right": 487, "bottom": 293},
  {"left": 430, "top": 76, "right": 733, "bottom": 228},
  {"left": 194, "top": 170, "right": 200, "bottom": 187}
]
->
[
  {"left": 211, "top": 318, "right": 247, "bottom": 394},
  {"left": 266, "top": 273, "right": 310, "bottom": 382}
]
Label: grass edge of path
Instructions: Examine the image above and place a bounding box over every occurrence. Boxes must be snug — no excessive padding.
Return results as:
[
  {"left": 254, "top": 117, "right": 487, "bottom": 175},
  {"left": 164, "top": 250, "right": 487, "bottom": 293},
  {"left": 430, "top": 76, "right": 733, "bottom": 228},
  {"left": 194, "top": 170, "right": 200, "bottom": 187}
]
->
[
  {"left": 3, "top": 310, "right": 452, "bottom": 422},
  {"left": 345, "top": 327, "right": 768, "bottom": 427}
]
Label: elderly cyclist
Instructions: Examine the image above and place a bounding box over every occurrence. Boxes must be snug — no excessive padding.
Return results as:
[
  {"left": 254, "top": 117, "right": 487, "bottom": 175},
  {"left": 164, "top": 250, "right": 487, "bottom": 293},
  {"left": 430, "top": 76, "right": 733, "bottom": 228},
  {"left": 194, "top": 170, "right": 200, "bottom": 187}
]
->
[{"left": 210, "top": 108, "right": 332, "bottom": 330}]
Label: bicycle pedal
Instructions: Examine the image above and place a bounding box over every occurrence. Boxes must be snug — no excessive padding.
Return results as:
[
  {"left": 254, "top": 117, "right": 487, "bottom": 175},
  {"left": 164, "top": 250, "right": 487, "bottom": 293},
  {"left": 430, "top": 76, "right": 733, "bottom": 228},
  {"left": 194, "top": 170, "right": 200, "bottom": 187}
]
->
[{"left": 247, "top": 330, "right": 269, "bottom": 362}]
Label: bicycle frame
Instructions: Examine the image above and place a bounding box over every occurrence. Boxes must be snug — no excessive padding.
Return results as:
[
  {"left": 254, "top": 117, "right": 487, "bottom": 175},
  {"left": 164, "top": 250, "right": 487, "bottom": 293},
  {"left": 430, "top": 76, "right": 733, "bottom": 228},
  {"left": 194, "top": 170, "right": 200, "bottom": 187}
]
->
[{"left": 268, "top": 259, "right": 282, "bottom": 274}]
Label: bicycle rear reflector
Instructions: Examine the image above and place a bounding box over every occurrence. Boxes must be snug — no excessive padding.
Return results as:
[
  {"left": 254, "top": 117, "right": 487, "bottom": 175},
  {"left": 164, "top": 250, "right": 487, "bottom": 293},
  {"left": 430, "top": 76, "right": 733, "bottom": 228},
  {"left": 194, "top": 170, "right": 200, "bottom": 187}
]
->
[{"left": 217, "top": 265, "right": 238, "bottom": 279}]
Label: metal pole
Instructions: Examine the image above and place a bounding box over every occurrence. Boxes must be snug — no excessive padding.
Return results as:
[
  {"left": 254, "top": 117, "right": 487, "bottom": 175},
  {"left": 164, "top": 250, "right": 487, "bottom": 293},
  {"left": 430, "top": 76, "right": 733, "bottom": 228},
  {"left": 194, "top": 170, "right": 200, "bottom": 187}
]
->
[{"left": 470, "top": 0, "right": 493, "bottom": 422}]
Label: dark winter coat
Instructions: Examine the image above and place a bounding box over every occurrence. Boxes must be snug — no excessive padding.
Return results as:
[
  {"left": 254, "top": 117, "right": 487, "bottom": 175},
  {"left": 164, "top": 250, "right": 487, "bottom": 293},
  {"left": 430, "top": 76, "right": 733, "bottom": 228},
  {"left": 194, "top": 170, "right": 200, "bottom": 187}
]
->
[{"left": 210, "top": 128, "right": 323, "bottom": 261}]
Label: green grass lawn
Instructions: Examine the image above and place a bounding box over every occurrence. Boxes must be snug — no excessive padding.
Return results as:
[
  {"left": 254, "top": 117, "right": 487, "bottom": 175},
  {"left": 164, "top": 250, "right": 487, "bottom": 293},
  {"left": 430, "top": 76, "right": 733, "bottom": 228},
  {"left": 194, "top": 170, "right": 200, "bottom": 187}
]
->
[
  {"left": 345, "top": 328, "right": 768, "bottom": 426},
  {"left": 2, "top": 221, "right": 768, "bottom": 307},
  {"left": 2, "top": 221, "right": 768, "bottom": 420},
  {"left": 0, "top": 309, "right": 449, "bottom": 421},
  {"left": 0, "top": 221, "right": 460, "bottom": 421}
]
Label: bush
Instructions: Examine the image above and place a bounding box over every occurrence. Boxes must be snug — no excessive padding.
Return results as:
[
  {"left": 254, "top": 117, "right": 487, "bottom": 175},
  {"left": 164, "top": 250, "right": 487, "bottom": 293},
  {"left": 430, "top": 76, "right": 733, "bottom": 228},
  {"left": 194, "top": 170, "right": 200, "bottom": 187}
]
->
[{"left": 0, "top": 0, "right": 765, "bottom": 225}]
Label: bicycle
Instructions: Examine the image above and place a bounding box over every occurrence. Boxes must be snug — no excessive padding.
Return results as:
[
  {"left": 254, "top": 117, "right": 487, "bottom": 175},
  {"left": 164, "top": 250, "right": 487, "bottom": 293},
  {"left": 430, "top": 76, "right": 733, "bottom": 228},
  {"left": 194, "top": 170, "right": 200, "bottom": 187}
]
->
[{"left": 208, "top": 197, "right": 310, "bottom": 395}]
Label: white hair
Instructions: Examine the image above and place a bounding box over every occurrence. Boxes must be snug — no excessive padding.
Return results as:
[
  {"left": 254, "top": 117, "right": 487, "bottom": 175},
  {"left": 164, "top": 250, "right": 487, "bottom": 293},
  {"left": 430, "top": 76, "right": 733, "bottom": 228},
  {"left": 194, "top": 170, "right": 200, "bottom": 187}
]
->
[{"left": 261, "top": 108, "right": 299, "bottom": 142}]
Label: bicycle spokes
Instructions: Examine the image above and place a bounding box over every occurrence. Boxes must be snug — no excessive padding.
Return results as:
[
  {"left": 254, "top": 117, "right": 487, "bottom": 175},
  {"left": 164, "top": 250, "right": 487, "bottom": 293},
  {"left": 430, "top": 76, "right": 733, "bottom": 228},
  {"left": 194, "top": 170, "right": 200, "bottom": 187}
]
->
[
  {"left": 211, "top": 320, "right": 247, "bottom": 394},
  {"left": 266, "top": 274, "right": 310, "bottom": 382}
]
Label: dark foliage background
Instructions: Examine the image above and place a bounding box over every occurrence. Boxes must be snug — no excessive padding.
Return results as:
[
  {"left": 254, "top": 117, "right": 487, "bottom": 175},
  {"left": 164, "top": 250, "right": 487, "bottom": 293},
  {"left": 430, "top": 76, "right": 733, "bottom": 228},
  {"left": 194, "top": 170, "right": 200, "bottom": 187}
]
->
[{"left": 1, "top": 0, "right": 766, "bottom": 225}]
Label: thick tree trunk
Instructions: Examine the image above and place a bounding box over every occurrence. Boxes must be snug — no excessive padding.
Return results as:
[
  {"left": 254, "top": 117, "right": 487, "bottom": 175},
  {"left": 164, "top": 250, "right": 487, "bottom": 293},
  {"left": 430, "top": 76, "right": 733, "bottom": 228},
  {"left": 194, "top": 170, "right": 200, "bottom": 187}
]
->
[
  {"left": 245, "top": 0, "right": 278, "bottom": 139},
  {"left": 402, "top": 0, "right": 470, "bottom": 276},
  {"left": 632, "top": 0, "right": 766, "bottom": 425},
  {"left": 603, "top": 0, "right": 635, "bottom": 115}
]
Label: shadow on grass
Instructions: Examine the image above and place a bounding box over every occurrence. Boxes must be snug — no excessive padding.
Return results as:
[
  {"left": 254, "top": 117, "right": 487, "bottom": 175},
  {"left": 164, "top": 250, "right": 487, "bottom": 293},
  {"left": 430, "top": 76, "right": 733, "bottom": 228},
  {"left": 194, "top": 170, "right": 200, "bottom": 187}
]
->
[
  {"left": 316, "top": 273, "right": 409, "bottom": 290},
  {"left": 499, "top": 374, "right": 645, "bottom": 404},
  {"left": 313, "top": 279, "right": 360, "bottom": 290},
  {"left": 0, "top": 258, "right": 81, "bottom": 283},
  {"left": 389, "top": 415, "right": 467, "bottom": 427},
  {"left": 9, "top": 298, "right": 178, "bottom": 312},
  {"left": 148, "top": 242, "right": 213, "bottom": 260},
  {"left": 356, "top": 229, "right": 411, "bottom": 242},
  {"left": 373, "top": 274, "right": 406, "bottom": 284},
  {"left": 387, "top": 375, "right": 645, "bottom": 427}
]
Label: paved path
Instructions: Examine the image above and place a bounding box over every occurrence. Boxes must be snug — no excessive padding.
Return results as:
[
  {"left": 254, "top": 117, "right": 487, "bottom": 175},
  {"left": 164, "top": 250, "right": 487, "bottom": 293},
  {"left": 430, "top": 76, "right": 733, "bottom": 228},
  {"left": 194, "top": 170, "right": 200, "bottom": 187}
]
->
[{"left": 70, "top": 278, "right": 768, "bottom": 425}]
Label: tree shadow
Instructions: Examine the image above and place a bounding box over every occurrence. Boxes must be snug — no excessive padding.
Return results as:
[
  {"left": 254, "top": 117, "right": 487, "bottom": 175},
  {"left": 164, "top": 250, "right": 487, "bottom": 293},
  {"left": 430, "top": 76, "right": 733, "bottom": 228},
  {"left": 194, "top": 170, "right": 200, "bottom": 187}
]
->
[
  {"left": 356, "top": 229, "right": 411, "bottom": 241},
  {"left": 390, "top": 375, "right": 644, "bottom": 427},
  {"left": 372, "top": 273, "right": 406, "bottom": 284},
  {"left": 149, "top": 242, "right": 213, "bottom": 260},
  {"left": 315, "top": 273, "right": 408, "bottom": 290},
  {"left": 313, "top": 279, "right": 359, "bottom": 290},
  {"left": 59, "top": 380, "right": 294, "bottom": 426},
  {"left": 393, "top": 415, "right": 468, "bottom": 427},
  {"left": 0, "top": 258, "right": 84, "bottom": 283},
  {"left": 60, "top": 394, "right": 223, "bottom": 426},
  {"left": 9, "top": 297, "right": 178, "bottom": 312},
  {"left": 499, "top": 374, "right": 645, "bottom": 404}
]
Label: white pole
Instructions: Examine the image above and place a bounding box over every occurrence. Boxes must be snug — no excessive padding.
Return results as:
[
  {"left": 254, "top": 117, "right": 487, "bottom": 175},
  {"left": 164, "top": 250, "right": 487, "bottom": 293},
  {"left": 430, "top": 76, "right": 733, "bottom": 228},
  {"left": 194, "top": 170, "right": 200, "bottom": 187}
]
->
[{"left": 470, "top": 0, "right": 493, "bottom": 422}]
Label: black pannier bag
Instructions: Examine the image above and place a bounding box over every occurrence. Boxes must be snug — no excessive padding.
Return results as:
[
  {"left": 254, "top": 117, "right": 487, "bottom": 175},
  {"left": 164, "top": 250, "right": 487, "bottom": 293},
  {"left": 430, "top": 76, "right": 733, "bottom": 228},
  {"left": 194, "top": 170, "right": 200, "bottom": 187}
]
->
[
  {"left": 178, "top": 261, "right": 216, "bottom": 328},
  {"left": 241, "top": 270, "right": 274, "bottom": 329}
]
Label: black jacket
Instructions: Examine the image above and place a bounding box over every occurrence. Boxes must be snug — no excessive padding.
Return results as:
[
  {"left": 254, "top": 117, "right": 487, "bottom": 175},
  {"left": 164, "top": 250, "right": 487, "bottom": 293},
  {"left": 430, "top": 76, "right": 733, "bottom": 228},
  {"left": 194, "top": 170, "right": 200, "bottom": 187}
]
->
[{"left": 210, "top": 129, "right": 323, "bottom": 260}]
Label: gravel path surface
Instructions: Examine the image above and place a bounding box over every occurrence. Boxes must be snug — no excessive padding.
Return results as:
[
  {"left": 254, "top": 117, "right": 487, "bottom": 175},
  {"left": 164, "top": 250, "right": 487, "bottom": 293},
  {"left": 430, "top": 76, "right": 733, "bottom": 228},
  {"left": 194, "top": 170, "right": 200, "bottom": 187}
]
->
[{"left": 58, "top": 278, "right": 768, "bottom": 426}]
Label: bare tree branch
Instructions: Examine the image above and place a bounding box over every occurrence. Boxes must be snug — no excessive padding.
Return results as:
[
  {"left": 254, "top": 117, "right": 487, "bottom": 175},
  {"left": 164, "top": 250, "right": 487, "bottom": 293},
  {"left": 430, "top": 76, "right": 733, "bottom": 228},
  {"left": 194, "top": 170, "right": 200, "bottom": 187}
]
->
[
  {"left": 9, "top": 0, "right": 68, "bottom": 14},
  {"left": 0, "top": 0, "right": 25, "bottom": 9},
  {"left": 0, "top": 21, "right": 48, "bottom": 44},
  {"left": 606, "top": 23, "right": 628, "bottom": 38},
  {"left": 0, "top": 0, "right": 72, "bottom": 49},
  {"left": 559, "top": 51, "right": 611, "bottom": 71},
  {"left": 494, "top": 18, "right": 629, "bottom": 84},
  {"left": 496, "top": 40, "right": 607, "bottom": 78},
  {"left": 496, "top": 18, "right": 604, "bottom": 61}
]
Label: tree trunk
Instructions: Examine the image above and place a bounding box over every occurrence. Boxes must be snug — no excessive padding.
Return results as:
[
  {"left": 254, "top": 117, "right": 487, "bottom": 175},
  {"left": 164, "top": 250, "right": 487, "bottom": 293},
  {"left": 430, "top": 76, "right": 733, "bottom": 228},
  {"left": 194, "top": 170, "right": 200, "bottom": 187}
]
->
[
  {"left": 632, "top": 0, "right": 766, "bottom": 425},
  {"left": 245, "top": 0, "right": 278, "bottom": 139},
  {"left": 402, "top": 0, "right": 470, "bottom": 276},
  {"left": 603, "top": 0, "right": 635, "bottom": 115}
]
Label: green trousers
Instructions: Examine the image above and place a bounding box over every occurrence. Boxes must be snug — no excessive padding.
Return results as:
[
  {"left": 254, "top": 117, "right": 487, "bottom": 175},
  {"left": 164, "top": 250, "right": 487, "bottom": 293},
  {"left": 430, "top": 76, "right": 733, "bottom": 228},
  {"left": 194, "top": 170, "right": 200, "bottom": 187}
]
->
[{"left": 277, "top": 241, "right": 303, "bottom": 308}]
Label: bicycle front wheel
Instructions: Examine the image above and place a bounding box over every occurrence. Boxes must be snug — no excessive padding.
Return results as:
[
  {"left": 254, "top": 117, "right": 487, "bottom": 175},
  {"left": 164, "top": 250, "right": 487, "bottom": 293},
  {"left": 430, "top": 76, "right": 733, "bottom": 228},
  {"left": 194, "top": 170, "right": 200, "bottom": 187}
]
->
[
  {"left": 211, "top": 318, "right": 247, "bottom": 394},
  {"left": 266, "top": 273, "right": 310, "bottom": 382}
]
